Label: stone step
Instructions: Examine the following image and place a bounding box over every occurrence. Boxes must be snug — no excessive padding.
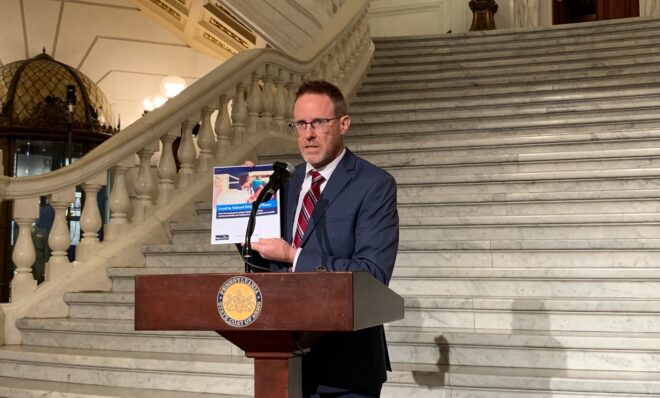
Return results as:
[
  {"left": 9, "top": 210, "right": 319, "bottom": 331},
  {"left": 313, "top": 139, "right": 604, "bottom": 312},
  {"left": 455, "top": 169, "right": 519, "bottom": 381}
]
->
[
  {"left": 428, "top": 365, "right": 660, "bottom": 398},
  {"left": 397, "top": 243, "right": 660, "bottom": 269},
  {"left": 398, "top": 236, "right": 660, "bottom": 250},
  {"left": 0, "top": 376, "right": 249, "bottom": 398},
  {"left": 401, "top": 212, "right": 660, "bottom": 226},
  {"left": 404, "top": 294, "right": 660, "bottom": 313},
  {"left": 394, "top": 293, "right": 660, "bottom": 332},
  {"left": 357, "top": 63, "right": 660, "bottom": 95},
  {"left": 386, "top": 326, "right": 660, "bottom": 372},
  {"left": 65, "top": 292, "right": 135, "bottom": 320},
  {"left": 271, "top": 127, "right": 660, "bottom": 160},
  {"left": 350, "top": 126, "right": 660, "bottom": 151},
  {"left": 351, "top": 95, "right": 660, "bottom": 124},
  {"left": 0, "top": 369, "right": 445, "bottom": 398},
  {"left": 349, "top": 107, "right": 660, "bottom": 139},
  {"left": 16, "top": 318, "right": 239, "bottom": 356},
  {"left": 398, "top": 199, "right": 660, "bottom": 217},
  {"left": 143, "top": 243, "right": 244, "bottom": 269},
  {"left": 373, "top": 17, "right": 660, "bottom": 49},
  {"left": 200, "top": 195, "right": 660, "bottom": 222},
  {"left": 401, "top": 222, "right": 660, "bottom": 243},
  {"left": 351, "top": 84, "right": 660, "bottom": 113},
  {"left": 372, "top": 33, "right": 660, "bottom": 63},
  {"left": 396, "top": 169, "right": 660, "bottom": 196},
  {"left": 131, "top": 237, "right": 660, "bottom": 270},
  {"left": 370, "top": 43, "right": 660, "bottom": 77},
  {"left": 352, "top": 74, "right": 660, "bottom": 104},
  {"left": 364, "top": 150, "right": 660, "bottom": 177},
  {"left": 171, "top": 216, "right": 660, "bottom": 245},
  {"left": 264, "top": 128, "right": 660, "bottom": 169},
  {"left": 364, "top": 54, "right": 660, "bottom": 88},
  {"left": 388, "top": 270, "right": 660, "bottom": 300},
  {"left": 348, "top": 119, "right": 660, "bottom": 145},
  {"left": 0, "top": 345, "right": 253, "bottom": 395},
  {"left": 106, "top": 266, "right": 232, "bottom": 292}
]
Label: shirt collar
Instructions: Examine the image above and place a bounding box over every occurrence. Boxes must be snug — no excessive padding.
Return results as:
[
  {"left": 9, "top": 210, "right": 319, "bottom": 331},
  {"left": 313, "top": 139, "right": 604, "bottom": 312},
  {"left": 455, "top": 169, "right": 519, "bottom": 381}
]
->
[{"left": 305, "top": 147, "right": 346, "bottom": 181}]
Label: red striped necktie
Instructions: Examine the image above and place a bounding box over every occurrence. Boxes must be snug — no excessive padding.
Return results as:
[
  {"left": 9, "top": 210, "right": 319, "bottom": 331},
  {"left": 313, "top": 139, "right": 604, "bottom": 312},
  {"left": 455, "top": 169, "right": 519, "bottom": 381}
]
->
[{"left": 293, "top": 170, "right": 325, "bottom": 249}]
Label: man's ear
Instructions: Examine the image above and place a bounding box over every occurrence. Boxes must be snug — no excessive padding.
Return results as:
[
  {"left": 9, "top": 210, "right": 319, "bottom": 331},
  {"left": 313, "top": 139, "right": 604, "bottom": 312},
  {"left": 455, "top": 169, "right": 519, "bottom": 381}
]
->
[{"left": 340, "top": 115, "right": 351, "bottom": 135}]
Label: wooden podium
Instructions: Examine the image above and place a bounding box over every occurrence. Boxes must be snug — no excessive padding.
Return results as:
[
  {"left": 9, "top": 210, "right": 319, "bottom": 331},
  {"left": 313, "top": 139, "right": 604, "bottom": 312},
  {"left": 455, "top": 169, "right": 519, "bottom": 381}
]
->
[{"left": 134, "top": 272, "right": 404, "bottom": 398}]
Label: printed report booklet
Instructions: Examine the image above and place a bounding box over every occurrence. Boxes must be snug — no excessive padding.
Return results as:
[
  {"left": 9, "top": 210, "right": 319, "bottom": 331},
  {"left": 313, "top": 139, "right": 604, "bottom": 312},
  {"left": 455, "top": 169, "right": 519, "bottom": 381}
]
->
[{"left": 211, "top": 164, "right": 281, "bottom": 244}]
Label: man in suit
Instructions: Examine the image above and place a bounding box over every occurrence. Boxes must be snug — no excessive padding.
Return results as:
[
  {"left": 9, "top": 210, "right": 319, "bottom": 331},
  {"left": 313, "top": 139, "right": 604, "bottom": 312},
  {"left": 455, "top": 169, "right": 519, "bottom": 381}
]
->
[{"left": 252, "top": 80, "right": 399, "bottom": 398}]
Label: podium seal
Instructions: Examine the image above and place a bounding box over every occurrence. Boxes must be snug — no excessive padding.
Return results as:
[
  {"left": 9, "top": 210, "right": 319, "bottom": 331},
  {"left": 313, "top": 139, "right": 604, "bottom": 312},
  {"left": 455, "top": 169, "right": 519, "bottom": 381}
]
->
[{"left": 217, "top": 276, "right": 263, "bottom": 327}]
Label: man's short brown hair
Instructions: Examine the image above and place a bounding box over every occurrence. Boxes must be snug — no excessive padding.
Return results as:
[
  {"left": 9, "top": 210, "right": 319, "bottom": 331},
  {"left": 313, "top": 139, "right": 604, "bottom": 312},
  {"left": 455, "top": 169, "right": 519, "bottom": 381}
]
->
[{"left": 295, "top": 80, "right": 348, "bottom": 117}]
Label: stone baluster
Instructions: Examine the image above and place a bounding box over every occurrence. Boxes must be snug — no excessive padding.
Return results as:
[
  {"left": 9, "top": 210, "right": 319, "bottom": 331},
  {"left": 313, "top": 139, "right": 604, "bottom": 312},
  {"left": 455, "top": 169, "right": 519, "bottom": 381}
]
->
[
  {"left": 45, "top": 188, "right": 75, "bottom": 280},
  {"left": 157, "top": 127, "right": 179, "bottom": 205},
  {"left": 105, "top": 155, "right": 134, "bottom": 241},
  {"left": 336, "top": 42, "right": 347, "bottom": 83},
  {"left": 132, "top": 140, "right": 159, "bottom": 223},
  {"left": 286, "top": 73, "right": 298, "bottom": 123},
  {"left": 215, "top": 95, "right": 233, "bottom": 160},
  {"left": 359, "top": 15, "right": 370, "bottom": 49},
  {"left": 261, "top": 65, "right": 274, "bottom": 133},
  {"left": 325, "top": 52, "right": 340, "bottom": 84},
  {"left": 196, "top": 107, "right": 216, "bottom": 173},
  {"left": 231, "top": 82, "right": 248, "bottom": 145},
  {"left": 347, "top": 25, "right": 359, "bottom": 69},
  {"left": 176, "top": 120, "right": 196, "bottom": 189},
  {"left": 353, "top": 18, "right": 364, "bottom": 54},
  {"left": 246, "top": 72, "right": 262, "bottom": 137},
  {"left": 312, "top": 63, "right": 325, "bottom": 81},
  {"left": 273, "top": 69, "right": 288, "bottom": 134},
  {"left": 76, "top": 172, "right": 107, "bottom": 261},
  {"left": 10, "top": 197, "right": 39, "bottom": 302}
]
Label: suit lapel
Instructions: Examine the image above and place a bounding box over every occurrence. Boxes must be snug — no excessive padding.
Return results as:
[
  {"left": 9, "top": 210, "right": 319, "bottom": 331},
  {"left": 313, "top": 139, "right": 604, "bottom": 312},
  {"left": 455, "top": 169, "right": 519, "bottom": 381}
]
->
[
  {"left": 285, "top": 165, "right": 305, "bottom": 243},
  {"left": 300, "top": 150, "right": 356, "bottom": 247}
]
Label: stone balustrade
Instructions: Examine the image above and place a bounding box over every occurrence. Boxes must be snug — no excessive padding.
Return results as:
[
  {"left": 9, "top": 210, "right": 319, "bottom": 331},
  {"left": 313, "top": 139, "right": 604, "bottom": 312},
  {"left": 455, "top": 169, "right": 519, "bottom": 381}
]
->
[{"left": 0, "top": 0, "right": 373, "bottom": 342}]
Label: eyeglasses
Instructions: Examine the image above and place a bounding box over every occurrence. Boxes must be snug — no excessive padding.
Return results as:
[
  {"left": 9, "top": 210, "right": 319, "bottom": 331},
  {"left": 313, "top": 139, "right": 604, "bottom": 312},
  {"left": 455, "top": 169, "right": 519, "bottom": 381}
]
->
[{"left": 288, "top": 117, "right": 342, "bottom": 135}]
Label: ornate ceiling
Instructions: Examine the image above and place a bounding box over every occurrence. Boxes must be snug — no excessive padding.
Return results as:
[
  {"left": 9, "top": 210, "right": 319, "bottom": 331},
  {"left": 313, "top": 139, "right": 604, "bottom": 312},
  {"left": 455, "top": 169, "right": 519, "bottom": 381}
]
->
[{"left": 131, "top": 0, "right": 267, "bottom": 59}]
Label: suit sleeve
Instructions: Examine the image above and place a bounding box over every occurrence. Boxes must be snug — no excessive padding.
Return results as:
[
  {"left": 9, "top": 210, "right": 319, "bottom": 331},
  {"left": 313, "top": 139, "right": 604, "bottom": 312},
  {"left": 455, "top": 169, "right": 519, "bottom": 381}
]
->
[{"left": 296, "top": 172, "right": 399, "bottom": 285}]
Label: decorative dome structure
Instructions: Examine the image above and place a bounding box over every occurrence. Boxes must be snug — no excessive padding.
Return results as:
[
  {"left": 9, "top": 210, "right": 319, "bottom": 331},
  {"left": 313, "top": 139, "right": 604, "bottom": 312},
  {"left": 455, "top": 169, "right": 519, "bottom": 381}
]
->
[{"left": 0, "top": 50, "right": 117, "bottom": 135}]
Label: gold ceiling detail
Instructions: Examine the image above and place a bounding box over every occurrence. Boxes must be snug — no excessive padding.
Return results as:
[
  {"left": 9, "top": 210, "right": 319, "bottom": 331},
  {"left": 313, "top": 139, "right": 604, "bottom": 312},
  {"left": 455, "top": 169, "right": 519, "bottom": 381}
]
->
[
  {"left": 132, "top": 0, "right": 263, "bottom": 61},
  {"left": 209, "top": 18, "right": 250, "bottom": 49},
  {"left": 202, "top": 32, "right": 238, "bottom": 56},
  {"left": 149, "top": 0, "right": 182, "bottom": 21}
]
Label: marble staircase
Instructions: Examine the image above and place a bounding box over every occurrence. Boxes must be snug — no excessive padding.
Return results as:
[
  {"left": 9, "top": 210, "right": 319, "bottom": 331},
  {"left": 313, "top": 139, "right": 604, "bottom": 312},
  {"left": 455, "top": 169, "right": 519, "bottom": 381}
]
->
[{"left": 2, "top": 16, "right": 660, "bottom": 397}]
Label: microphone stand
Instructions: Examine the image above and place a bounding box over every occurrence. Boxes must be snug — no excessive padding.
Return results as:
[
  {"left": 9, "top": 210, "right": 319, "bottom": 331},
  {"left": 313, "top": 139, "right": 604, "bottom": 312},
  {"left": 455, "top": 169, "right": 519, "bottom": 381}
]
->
[
  {"left": 242, "top": 180, "right": 276, "bottom": 273},
  {"left": 241, "top": 162, "right": 292, "bottom": 272}
]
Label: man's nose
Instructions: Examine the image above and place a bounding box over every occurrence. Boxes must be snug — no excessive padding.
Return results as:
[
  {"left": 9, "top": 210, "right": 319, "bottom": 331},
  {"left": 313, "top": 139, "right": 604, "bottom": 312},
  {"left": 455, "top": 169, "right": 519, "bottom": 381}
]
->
[{"left": 301, "top": 126, "right": 316, "bottom": 139}]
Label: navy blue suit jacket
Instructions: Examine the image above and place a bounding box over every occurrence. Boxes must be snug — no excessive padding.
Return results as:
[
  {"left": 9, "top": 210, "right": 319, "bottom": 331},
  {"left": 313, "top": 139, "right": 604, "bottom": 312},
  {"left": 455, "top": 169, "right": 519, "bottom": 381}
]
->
[{"left": 272, "top": 149, "right": 399, "bottom": 393}]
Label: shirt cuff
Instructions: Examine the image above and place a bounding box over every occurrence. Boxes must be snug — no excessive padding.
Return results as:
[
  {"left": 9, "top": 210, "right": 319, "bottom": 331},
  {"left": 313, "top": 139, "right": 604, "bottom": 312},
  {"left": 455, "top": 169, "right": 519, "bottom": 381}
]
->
[{"left": 292, "top": 248, "right": 302, "bottom": 271}]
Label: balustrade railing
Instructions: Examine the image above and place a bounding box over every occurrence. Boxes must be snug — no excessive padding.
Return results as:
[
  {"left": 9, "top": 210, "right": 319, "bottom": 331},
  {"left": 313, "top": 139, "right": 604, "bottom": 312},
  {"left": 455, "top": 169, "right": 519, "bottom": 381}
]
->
[{"left": 0, "top": 0, "right": 373, "bottom": 344}]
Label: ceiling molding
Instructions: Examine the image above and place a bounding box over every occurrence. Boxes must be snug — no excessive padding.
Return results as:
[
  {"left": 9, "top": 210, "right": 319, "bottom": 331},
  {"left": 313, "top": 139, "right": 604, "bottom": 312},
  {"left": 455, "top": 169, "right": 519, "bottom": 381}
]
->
[{"left": 130, "top": 0, "right": 264, "bottom": 61}]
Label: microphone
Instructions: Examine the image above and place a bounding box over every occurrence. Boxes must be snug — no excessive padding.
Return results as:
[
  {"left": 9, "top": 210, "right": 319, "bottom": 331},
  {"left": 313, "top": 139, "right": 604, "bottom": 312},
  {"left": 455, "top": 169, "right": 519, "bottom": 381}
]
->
[{"left": 255, "top": 161, "right": 295, "bottom": 203}]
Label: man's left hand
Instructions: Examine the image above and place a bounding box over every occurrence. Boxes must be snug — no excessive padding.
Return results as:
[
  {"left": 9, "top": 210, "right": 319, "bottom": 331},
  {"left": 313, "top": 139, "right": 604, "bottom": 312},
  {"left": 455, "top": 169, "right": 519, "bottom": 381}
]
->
[{"left": 251, "top": 238, "right": 296, "bottom": 263}]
